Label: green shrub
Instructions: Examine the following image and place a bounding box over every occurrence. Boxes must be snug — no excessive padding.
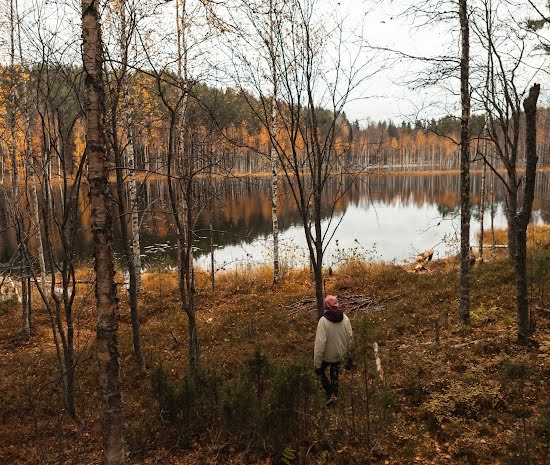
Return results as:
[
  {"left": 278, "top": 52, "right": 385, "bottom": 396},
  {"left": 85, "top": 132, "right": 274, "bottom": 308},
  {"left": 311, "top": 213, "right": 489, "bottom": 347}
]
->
[
  {"left": 264, "top": 360, "right": 316, "bottom": 450},
  {"left": 375, "top": 387, "right": 400, "bottom": 423},
  {"left": 423, "top": 378, "right": 503, "bottom": 427},
  {"left": 499, "top": 359, "right": 533, "bottom": 385},
  {"left": 151, "top": 365, "right": 177, "bottom": 414},
  {"left": 399, "top": 353, "right": 437, "bottom": 406},
  {"left": 243, "top": 346, "right": 272, "bottom": 403},
  {"left": 221, "top": 347, "right": 272, "bottom": 434},
  {"left": 150, "top": 365, "right": 222, "bottom": 442},
  {"left": 221, "top": 378, "right": 256, "bottom": 432}
]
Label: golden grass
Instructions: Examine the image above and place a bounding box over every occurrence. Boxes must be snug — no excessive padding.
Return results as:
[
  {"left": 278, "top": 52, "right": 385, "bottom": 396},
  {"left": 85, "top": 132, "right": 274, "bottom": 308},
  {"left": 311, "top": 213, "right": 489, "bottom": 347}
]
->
[{"left": 1, "top": 236, "right": 550, "bottom": 464}]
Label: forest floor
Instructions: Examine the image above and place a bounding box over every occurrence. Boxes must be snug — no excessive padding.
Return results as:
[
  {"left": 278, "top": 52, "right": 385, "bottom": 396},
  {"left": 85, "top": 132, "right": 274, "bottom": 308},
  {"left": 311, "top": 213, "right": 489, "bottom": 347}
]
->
[{"left": 1, "top": 228, "right": 550, "bottom": 465}]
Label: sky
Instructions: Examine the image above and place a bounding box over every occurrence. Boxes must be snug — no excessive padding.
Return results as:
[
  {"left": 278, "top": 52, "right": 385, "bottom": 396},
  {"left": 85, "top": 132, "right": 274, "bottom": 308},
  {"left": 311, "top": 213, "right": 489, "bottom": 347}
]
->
[
  {"left": 329, "top": 0, "right": 549, "bottom": 124},
  {"left": 1, "top": 0, "right": 548, "bottom": 126},
  {"left": 334, "top": 0, "right": 454, "bottom": 123}
]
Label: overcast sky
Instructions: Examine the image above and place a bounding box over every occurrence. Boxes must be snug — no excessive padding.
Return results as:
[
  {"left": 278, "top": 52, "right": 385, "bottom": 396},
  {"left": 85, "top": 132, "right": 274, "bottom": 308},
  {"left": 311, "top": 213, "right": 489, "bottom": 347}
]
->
[
  {"left": 333, "top": 0, "right": 548, "bottom": 125},
  {"left": 1, "top": 0, "right": 548, "bottom": 126},
  {"left": 336, "top": 0, "right": 451, "bottom": 123}
]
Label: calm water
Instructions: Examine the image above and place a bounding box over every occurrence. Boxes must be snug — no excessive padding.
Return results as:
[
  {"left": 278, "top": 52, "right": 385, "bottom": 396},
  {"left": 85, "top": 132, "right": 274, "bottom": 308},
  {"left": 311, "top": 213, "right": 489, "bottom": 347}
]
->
[{"left": 1, "top": 173, "right": 549, "bottom": 271}]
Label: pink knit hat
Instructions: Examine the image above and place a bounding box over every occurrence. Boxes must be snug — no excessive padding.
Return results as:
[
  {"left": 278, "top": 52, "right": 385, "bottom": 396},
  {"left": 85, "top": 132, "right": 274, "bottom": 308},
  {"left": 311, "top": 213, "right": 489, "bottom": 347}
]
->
[{"left": 324, "top": 295, "right": 339, "bottom": 311}]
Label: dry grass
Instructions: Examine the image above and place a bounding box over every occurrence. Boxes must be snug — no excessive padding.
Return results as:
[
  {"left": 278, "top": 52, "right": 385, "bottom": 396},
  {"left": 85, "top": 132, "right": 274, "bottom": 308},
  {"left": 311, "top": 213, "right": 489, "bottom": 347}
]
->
[{"left": 1, "top": 236, "right": 550, "bottom": 464}]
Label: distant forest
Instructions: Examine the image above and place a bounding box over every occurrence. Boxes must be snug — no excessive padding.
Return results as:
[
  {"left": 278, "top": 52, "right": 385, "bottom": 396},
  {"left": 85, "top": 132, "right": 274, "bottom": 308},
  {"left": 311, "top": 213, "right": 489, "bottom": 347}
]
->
[{"left": 2, "top": 65, "right": 549, "bottom": 177}]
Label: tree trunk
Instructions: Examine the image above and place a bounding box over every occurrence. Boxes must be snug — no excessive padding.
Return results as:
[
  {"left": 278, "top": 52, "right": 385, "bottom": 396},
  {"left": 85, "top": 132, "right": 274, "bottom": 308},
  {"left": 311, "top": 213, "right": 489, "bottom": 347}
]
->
[
  {"left": 113, "top": 134, "right": 146, "bottom": 373},
  {"left": 26, "top": 276, "right": 32, "bottom": 332},
  {"left": 127, "top": 142, "right": 141, "bottom": 293},
  {"left": 118, "top": 0, "right": 142, "bottom": 293},
  {"left": 269, "top": 0, "right": 280, "bottom": 285},
  {"left": 176, "top": 0, "right": 199, "bottom": 372},
  {"left": 479, "top": 160, "right": 486, "bottom": 261},
  {"left": 185, "top": 179, "right": 199, "bottom": 370},
  {"left": 516, "top": 83, "right": 540, "bottom": 345},
  {"left": 81, "top": 1, "right": 126, "bottom": 463},
  {"left": 30, "top": 166, "right": 47, "bottom": 289},
  {"left": 313, "top": 259, "right": 324, "bottom": 319},
  {"left": 270, "top": 119, "right": 280, "bottom": 284},
  {"left": 490, "top": 169, "right": 495, "bottom": 248},
  {"left": 8, "top": 0, "right": 28, "bottom": 334},
  {"left": 111, "top": 0, "right": 146, "bottom": 374},
  {"left": 209, "top": 206, "right": 215, "bottom": 291},
  {"left": 458, "top": 0, "right": 471, "bottom": 324},
  {"left": 21, "top": 278, "right": 30, "bottom": 336},
  {"left": 506, "top": 193, "right": 518, "bottom": 259}
]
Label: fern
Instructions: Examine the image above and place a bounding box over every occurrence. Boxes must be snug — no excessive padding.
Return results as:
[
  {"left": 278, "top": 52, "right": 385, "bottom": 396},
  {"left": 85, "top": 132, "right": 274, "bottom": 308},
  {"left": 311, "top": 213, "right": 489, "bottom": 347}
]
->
[{"left": 281, "top": 446, "right": 296, "bottom": 464}]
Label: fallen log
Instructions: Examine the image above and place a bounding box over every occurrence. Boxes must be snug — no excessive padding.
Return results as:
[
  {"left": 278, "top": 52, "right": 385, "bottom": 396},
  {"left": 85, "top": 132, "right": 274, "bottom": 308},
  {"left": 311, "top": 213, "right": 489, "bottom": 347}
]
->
[
  {"left": 535, "top": 306, "right": 550, "bottom": 315},
  {"left": 450, "top": 339, "right": 484, "bottom": 349},
  {"left": 397, "top": 337, "right": 496, "bottom": 350}
]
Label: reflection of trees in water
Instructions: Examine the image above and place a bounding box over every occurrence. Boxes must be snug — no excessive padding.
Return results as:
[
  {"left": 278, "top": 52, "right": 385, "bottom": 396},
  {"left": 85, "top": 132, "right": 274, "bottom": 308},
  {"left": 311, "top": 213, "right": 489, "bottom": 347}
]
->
[
  {"left": 129, "top": 171, "right": 550, "bottom": 260},
  {"left": 1, "top": 172, "right": 549, "bottom": 264}
]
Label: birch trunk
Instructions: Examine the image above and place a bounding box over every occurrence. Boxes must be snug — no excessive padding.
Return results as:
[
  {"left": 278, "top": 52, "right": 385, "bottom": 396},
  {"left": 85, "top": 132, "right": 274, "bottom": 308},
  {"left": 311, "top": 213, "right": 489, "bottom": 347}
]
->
[
  {"left": 8, "top": 0, "right": 29, "bottom": 334},
  {"left": 118, "top": 0, "right": 142, "bottom": 293},
  {"left": 127, "top": 141, "right": 141, "bottom": 292},
  {"left": 270, "top": 104, "right": 280, "bottom": 284},
  {"left": 479, "top": 160, "right": 486, "bottom": 262},
  {"left": 82, "top": 1, "right": 126, "bottom": 462},
  {"left": 458, "top": 0, "right": 471, "bottom": 324},
  {"left": 176, "top": 0, "right": 199, "bottom": 371},
  {"left": 19, "top": 13, "right": 47, "bottom": 292},
  {"left": 490, "top": 168, "right": 495, "bottom": 248},
  {"left": 30, "top": 163, "right": 46, "bottom": 288},
  {"left": 209, "top": 198, "right": 215, "bottom": 291},
  {"left": 114, "top": 0, "right": 145, "bottom": 373},
  {"left": 269, "top": 0, "right": 280, "bottom": 284},
  {"left": 373, "top": 342, "right": 384, "bottom": 383}
]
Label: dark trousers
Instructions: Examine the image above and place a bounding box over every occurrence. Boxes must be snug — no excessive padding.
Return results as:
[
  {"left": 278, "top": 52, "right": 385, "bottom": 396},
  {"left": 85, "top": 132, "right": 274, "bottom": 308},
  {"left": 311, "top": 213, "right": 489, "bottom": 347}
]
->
[{"left": 315, "top": 361, "right": 340, "bottom": 398}]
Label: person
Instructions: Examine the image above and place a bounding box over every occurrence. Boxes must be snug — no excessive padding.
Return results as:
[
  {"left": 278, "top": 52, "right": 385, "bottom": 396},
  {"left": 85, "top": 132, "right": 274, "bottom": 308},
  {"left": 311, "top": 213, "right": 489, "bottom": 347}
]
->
[{"left": 314, "top": 295, "right": 353, "bottom": 406}]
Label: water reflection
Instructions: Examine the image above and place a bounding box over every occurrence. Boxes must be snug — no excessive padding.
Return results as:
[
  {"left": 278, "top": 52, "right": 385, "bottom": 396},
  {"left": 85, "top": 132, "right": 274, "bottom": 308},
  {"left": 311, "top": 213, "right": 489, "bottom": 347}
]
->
[{"left": 1, "top": 173, "right": 549, "bottom": 270}]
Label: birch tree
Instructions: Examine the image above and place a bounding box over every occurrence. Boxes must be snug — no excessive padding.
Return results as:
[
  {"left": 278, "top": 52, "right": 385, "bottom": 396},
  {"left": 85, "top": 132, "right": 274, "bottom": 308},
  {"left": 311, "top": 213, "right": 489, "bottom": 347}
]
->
[
  {"left": 28, "top": 61, "right": 85, "bottom": 418},
  {"left": 458, "top": 0, "right": 471, "bottom": 324},
  {"left": 105, "top": 0, "right": 146, "bottom": 373},
  {"left": 233, "top": 0, "right": 372, "bottom": 316},
  {"left": 268, "top": 0, "right": 280, "bottom": 284},
  {"left": 5, "top": 0, "right": 32, "bottom": 335},
  {"left": 393, "top": 0, "right": 474, "bottom": 323},
  {"left": 81, "top": 0, "right": 126, "bottom": 462}
]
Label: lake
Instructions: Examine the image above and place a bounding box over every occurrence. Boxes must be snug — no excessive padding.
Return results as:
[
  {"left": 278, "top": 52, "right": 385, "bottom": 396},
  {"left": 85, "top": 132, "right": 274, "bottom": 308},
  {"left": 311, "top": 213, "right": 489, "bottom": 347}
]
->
[{"left": 1, "top": 172, "right": 549, "bottom": 272}]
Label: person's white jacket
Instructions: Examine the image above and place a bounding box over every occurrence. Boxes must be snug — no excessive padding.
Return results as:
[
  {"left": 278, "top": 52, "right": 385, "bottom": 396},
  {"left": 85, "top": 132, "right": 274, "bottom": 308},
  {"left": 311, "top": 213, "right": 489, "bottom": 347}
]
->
[{"left": 314, "top": 314, "right": 353, "bottom": 369}]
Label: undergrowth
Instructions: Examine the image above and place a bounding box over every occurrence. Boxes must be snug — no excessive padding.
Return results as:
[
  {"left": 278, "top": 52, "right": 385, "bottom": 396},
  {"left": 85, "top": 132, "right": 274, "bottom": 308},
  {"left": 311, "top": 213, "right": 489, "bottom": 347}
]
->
[{"left": 1, "top": 232, "right": 550, "bottom": 464}]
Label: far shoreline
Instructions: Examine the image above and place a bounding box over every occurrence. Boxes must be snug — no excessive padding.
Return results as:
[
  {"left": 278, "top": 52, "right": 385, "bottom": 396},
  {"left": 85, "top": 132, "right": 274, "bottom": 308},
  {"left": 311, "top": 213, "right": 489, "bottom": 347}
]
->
[{"left": 3, "top": 166, "right": 548, "bottom": 187}]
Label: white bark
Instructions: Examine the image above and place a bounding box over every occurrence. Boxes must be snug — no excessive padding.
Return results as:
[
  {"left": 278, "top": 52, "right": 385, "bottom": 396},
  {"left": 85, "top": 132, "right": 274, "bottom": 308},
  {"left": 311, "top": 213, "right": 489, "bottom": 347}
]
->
[
  {"left": 117, "top": 0, "right": 141, "bottom": 291},
  {"left": 269, "top": 0, "right": 280, "bottom": 284},
  {"left": 82, "top": 0, "right": 126, "bottom": 460},
  {"left": 479, "top": 160, "right": 487, "bottom": 261},
  {"left": 127, "top": 140, "right": 141, "bottom": 292},
  {"left": 373, "top": 342, "right": 384, "bottom": 383},
  {"left": 270, "top": 100, "right": 280, "bottom": 284}
]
